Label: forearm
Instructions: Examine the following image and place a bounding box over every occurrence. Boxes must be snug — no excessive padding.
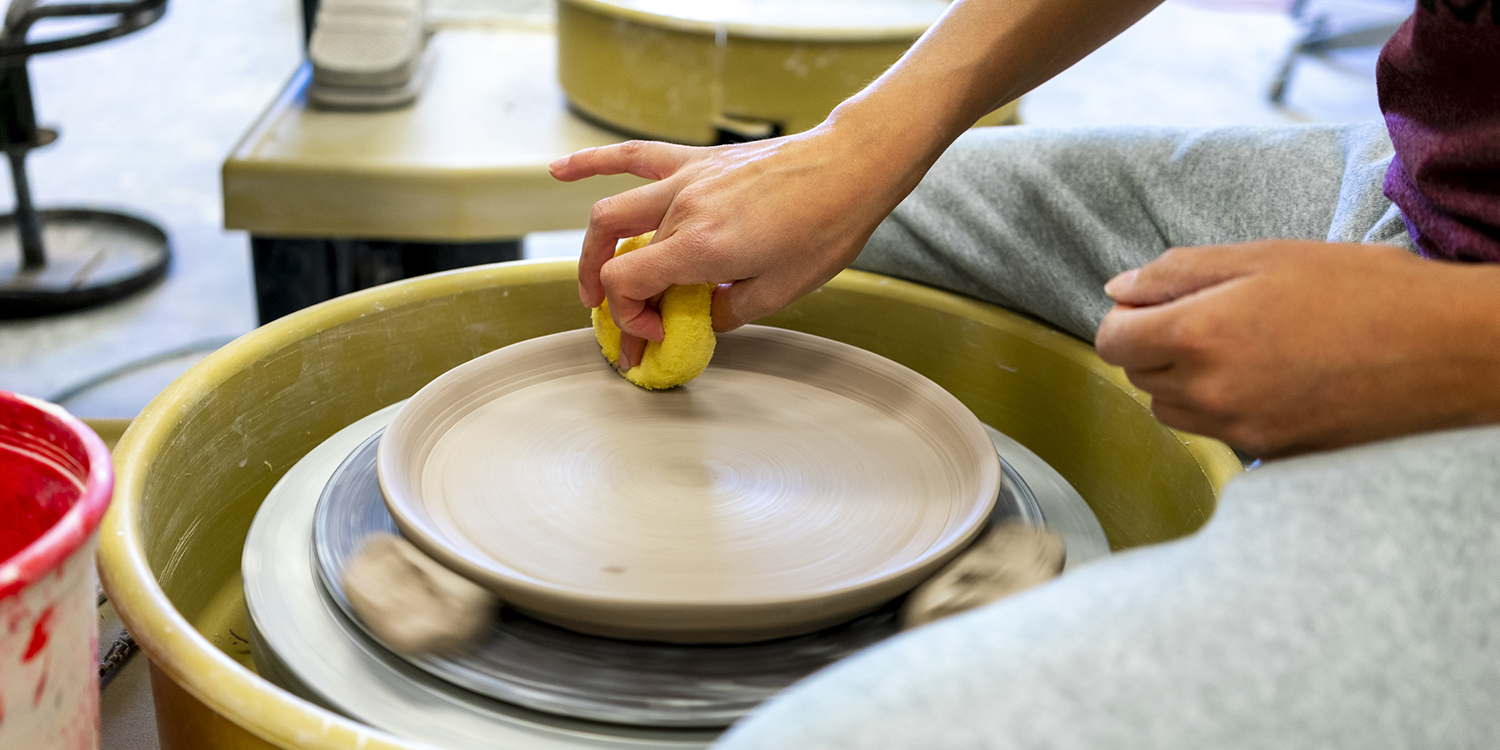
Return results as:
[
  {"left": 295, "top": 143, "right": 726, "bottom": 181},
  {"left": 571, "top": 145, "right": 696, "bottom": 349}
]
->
[
  {"left": 1404, "top": 260, "right": 1500, "bottom": 435},
  {"left": 820, "top": 0, "right": 1164, "bottom": 201},
  {"left": 552, "top": 0, "right": 1166, "bottom": 339}
]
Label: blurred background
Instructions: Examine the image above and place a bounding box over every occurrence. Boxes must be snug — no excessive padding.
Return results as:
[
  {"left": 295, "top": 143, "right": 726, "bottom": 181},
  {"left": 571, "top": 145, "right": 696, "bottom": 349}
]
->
[{"left": 0, "top": 0, "right": 1406, "bottom": 418}]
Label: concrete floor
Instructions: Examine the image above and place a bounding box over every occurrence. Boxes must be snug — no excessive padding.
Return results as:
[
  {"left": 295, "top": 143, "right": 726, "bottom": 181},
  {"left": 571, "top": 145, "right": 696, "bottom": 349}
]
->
[
  {"left": 0, "top": 0, "right": 1395, "bottom": 421},
  {"left": 0, "top": 0, "right": 300, "bottom": 414},
  {"left": 0, "top": 1, "right": 1399, "bottom": 748}
]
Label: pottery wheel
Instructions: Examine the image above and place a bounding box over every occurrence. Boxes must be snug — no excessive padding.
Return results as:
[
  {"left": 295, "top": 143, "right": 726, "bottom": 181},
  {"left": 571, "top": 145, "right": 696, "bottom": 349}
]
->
[
  {"left": 378, "top": 326, "right": 1004, "bottom": 643},
  {"left": 247, "top": 405, "right": 717, "bottom": 750},
  {"left": 244, "top": 400, "right": 1109, "bottom": 749},
  {"left": 316, "top": 428, "right": 1043, "bottom": 727}
]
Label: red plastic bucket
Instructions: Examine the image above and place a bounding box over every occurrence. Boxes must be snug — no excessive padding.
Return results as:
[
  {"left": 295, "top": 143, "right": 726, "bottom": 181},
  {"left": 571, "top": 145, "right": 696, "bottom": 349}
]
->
[{"left": 0, "top": 391, "right": 113, "bottom": 750}]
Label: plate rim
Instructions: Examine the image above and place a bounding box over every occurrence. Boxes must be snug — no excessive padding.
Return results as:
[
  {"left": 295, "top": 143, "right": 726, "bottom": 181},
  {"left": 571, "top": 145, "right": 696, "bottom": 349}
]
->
[{"left": 376, "top": 325, "right": 1001, "bottom": 637}]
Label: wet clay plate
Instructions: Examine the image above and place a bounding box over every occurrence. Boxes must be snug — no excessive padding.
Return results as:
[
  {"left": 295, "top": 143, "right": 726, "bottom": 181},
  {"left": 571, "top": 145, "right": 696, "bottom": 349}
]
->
[{"left": 377, "top": 326, "right": 1000, "bottom": 643}]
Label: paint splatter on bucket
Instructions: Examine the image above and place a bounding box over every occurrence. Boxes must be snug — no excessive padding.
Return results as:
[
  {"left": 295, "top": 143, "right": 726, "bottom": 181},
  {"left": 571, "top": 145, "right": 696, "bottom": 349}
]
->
[{"left": 0, "top": 391, "right": 113, "bottom": 750}]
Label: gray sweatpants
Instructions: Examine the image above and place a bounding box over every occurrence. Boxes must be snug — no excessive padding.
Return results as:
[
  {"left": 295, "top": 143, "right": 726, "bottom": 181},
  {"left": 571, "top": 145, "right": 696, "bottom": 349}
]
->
[{"left": 716, "top": 123, "right": 1500, "bottom": 748}]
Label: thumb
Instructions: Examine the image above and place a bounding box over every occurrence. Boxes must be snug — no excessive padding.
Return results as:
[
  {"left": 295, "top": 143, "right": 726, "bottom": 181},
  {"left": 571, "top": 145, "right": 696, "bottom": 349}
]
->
[
  {"left": 710, "top": 277, "right": 787, "bottom": 332},
  {"left": 1105, "top": 245, "right": 1258, "bottom": 307}
]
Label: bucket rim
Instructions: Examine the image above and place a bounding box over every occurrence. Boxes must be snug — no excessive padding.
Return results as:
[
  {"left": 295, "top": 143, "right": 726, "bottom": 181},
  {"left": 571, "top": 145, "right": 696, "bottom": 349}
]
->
[
  {"left": 96, "top": 260, "right": 1244, "bottom": 749},
  {"left": 0, "top": 390, "right": 113, "bottom": 600}
]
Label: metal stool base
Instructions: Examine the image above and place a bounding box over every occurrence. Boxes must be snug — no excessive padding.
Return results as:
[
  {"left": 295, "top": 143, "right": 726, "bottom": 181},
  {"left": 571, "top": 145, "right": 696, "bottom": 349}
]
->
[{"left": 0, "top": 208, "right": 170, "bottom": 318}]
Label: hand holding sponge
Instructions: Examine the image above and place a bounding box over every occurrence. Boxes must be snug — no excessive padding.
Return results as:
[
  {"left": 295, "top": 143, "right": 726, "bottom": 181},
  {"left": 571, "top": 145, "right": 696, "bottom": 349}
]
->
[{"left": 591, "top": 232, "right": 717, "bottom": 390}]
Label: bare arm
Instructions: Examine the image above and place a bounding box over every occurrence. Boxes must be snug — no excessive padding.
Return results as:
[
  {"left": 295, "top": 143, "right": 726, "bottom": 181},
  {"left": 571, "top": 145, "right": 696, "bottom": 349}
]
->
[{"left": 550, "top": 0, "right": 1163, "bottom": 369}]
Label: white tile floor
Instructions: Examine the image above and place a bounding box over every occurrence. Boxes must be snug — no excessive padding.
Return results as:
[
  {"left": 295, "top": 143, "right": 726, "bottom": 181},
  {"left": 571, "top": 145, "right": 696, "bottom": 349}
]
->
[{"left": 0, "top": 0, "right": 302, "bottom": 413}]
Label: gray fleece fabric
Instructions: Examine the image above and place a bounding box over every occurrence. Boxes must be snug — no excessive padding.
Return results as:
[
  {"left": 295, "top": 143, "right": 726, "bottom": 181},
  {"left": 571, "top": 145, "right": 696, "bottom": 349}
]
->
[
  {"left": 856, "top": 121, "right": 1412, "bottom": 340},
  {"left": 715, "top": 123, "right": 1499, "bottom": 749}
]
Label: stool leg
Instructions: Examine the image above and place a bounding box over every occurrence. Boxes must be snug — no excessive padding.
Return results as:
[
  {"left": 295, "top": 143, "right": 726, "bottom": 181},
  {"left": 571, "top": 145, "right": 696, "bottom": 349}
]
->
[
  {"left": 0, "top": 61, "right": 43, "bottom": 270},
  {"left": 7, "top": 148, "right": 43, "bottom": 269}
]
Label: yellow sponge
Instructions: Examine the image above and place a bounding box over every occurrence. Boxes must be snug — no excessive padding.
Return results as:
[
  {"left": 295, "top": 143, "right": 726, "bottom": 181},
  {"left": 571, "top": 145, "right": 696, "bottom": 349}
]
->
[{"left": 591, "top": 232, "right": 716, "bottom": 390}]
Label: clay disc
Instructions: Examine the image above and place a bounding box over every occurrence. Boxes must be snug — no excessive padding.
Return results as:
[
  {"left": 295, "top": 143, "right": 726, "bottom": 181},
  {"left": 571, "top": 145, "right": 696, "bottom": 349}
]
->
[{"left": 378, "top": 326, "right": 1000, "bottom": 643}]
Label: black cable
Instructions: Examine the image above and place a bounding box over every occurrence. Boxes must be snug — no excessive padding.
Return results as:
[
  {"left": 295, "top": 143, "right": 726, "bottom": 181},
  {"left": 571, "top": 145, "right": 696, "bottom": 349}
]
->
[{"left": 48, "top": 336, "right": 237, "bottom": 406}]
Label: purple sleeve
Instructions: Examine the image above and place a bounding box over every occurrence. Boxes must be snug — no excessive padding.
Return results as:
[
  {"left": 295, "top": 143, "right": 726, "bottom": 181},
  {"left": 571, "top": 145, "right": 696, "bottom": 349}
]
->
[{"left": 1377, "top": 2, "right": 1500, "bottom": 263}]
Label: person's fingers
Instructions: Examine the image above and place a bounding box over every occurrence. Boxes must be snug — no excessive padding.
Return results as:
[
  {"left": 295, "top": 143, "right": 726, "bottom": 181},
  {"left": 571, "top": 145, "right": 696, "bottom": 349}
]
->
[
  {"left": 1094, "top": 304, "right": 1183, "bottom": 371},
  {"left": 710, "top": 282, "right": 749, "bottom": 332},
  {"left": 618, "top": 332, "right": 646, "bottom": 372},
  {"left": 605, "top": 293, "right": 665, "bottom": 342},
  {"left": 599, "top": 227, "right": 752, "bottom": 340},
  {"left": 709, "top": 277, "right": 789, "bottom": 332},
  {"left": 1145, "top": 398, "right": 1217, "bottom": 437},
  {"left": 598, "top": 241, "right": 682, "bottom": 298},
  {"left": 1118, "top": 364, "right": 1186, "bottom": 402},
  {"left": 1148, "top": 395, "right": 1265, "bottom": 457},
  {"left": 599, "top": 251, "right": 671, "bottom": 341},
  {"left": 549, "top": 140, "right": 697, "bottom": 182},
  {"left": 578, "top": 181, "right": 681, "bottom": 306},
  {"left": 1104, "top": 245, "right": 1260, "bottom": 307}
]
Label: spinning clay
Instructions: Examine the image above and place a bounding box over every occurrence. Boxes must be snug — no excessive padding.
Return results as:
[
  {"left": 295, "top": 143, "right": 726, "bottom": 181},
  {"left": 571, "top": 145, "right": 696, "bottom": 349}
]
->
[
  {"left": 592, "top": 232, "right": 716, "bottom": 389},
  {"left": 342, "top": 532, "right": 497, "bottom": 654},
  {"left": 379, "top": 326, "right": 1000, "bottom": 642},
  {"left": 900, "top": 521, "right": 1065, "bottom": 629}
]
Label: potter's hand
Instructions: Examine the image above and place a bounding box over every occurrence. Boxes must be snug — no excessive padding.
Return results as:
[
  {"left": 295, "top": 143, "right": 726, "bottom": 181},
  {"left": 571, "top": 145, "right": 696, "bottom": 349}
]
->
[
  {"left": 549, "top": 127, "right": 897, "bottom": 371},
  {"left": 551, "top": 0, "right": 1168, "bottom": 369},
  {"left": 1096, "top": 241, "right": 1500, "bottom": 458}
]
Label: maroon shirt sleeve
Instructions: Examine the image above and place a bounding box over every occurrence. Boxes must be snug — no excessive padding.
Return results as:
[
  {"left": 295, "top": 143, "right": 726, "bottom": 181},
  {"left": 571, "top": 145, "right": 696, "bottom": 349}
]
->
[{"left": 1377, "top": 1, "right": 1500, "bottom": 263}]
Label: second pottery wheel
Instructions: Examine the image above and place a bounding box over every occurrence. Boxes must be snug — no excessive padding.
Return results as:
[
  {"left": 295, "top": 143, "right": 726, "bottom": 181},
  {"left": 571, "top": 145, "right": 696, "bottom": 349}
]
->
[{"left": 378, "top": 326, "right": 1002, "bottom": 643}]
